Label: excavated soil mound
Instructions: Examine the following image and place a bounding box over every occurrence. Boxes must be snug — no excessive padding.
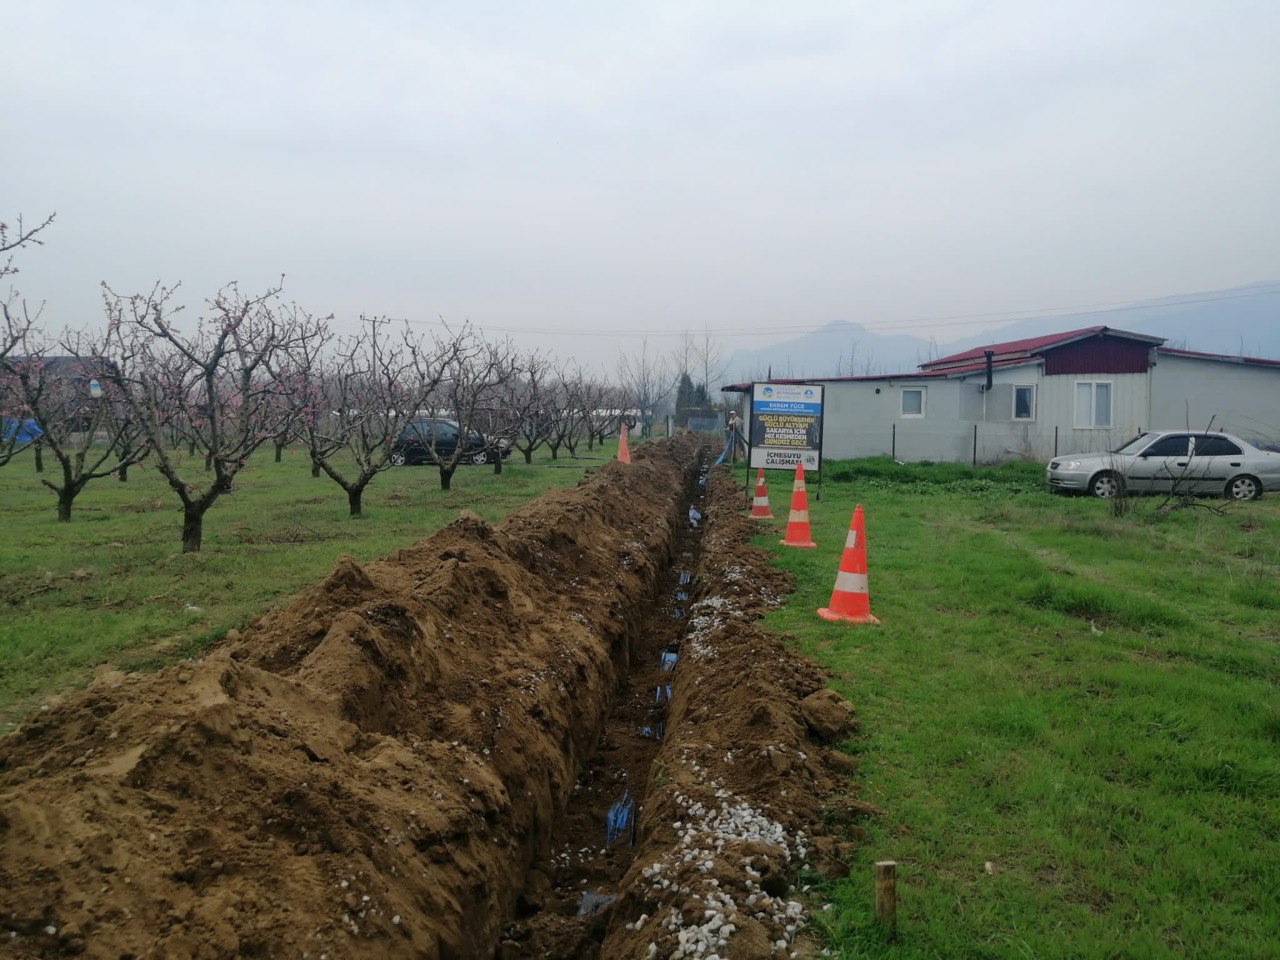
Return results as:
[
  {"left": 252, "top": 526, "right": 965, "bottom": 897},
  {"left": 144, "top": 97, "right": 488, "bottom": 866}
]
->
[{"left": 0, "top": 439, "right": 702, "bottom": 960}]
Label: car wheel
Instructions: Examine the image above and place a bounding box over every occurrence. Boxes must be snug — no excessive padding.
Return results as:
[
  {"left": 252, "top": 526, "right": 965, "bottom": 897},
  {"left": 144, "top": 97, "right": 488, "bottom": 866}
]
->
[
  {"left": 1224, "top": 475, "right": 1261, "bottom": 501},
  {"left": 390, "top": 451, "right": 407, "bottom": 467},
  {"left": 1089, "top": 471, "right": 1124, "bottom": 499},
  {"left": 469, "top": 450, "right": 490, "bottom": 466}
]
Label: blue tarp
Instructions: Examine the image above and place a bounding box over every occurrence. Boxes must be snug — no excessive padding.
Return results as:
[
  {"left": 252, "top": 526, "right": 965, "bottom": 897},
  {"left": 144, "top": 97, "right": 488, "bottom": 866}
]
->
[{"left": 1, "top": 418, "right": 42, "bottom": 444}]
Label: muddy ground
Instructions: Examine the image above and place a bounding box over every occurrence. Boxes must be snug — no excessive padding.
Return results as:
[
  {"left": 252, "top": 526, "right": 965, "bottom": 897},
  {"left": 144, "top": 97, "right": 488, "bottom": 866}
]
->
[{"left": 0, "top": 439, "right": 868, "bottom": 959}]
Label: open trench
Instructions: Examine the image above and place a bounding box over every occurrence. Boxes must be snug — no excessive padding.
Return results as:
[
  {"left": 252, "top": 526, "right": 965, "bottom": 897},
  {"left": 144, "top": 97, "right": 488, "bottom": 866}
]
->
[
  {"left": 501, "top": 460, "right": 712, "bottom": 957},
  {"left": 0, "top": 439, "right": 866, "bottom": 960}
]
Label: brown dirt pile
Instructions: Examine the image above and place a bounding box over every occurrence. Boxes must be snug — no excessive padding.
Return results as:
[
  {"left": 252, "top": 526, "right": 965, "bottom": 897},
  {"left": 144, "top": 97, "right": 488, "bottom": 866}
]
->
[{"left": 0, "top": 438, "right": 702, "bottom": 960}]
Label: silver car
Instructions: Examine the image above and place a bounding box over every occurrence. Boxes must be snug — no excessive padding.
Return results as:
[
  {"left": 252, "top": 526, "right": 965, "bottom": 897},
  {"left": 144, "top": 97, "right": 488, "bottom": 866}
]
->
[{"left": 1046, "top": 431, "right": 1280, "bottom": 500}]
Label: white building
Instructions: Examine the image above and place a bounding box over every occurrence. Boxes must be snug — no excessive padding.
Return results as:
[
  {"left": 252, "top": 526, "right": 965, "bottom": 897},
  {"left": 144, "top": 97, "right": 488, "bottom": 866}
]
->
[{"left": 724, "top": 326, "right": 1280, "bottom": 463}]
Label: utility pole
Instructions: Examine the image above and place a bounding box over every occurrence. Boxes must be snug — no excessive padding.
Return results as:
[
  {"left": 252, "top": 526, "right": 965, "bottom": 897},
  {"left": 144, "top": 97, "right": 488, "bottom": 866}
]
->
[{"left": 364, "top": 316, "right": 390, "bottom": 385}]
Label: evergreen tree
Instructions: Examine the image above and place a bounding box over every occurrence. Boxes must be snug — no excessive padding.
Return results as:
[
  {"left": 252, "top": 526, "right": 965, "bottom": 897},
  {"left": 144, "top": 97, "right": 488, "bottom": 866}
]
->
[{"left": 674, "top": 371, "right": 696, "bottom": 424}]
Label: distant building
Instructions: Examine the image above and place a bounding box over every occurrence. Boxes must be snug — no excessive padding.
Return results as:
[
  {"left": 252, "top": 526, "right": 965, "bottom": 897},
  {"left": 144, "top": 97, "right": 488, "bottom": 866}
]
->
[
  {"left": 723, "top": 326, "right": 1280, "bottom": 463},
  {"left": 0, "top": 355, "right": 120, "bottom": 433}
]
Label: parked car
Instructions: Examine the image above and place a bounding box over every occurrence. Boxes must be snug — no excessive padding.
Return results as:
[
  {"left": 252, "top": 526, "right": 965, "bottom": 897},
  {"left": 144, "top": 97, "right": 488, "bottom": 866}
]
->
[
  {"left": 390, "top": 418, "right": 510, "bottom": 466},
  {"left": 1046, "top": 430, "right": 1280, "bottom": 500}
]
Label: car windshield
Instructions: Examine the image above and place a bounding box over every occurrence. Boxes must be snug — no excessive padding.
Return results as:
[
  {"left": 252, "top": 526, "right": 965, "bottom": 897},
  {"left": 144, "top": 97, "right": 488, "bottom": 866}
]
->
[{"left": 1113, "top": 433, "right": 1155, "bottom": 455}]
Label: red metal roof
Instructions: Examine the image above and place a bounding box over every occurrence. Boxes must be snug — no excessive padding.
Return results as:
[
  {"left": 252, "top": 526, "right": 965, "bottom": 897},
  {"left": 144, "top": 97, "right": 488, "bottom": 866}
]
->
[
  {"left": 1156, "top": 347, "right": 1280, "bottom": 368},
  {"left": 923, "top": 326, "right": 1164, "bottom": 369},
  {"left": 926, "top": 356, "right": 1040, "bottom": 376}
]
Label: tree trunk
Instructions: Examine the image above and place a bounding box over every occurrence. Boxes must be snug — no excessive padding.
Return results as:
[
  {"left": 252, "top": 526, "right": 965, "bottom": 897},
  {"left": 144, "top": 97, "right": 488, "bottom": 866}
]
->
[
  {"left": 188, "top": 440, "right": 197, "bottom": 456},
  {"left": 118, "top": 463, "right": 129, "bottom": 482},
  {"left": 34, "top": 442, "right": 43, "bottom": 473},
  {"left": 57, "top": 488, "right": 74, "bottom": 523},
  {"left": 311, "top": 459, "right": 322, "bottom": 478},
  {"left": 274, "top": 441, "right": 285, "bottom": 463},
  {"left": 439, "top": 466, "right": 455, "bottom": 490},
  {"left": 182, "top": 504, "right": 205, "bottom": 553},
  {"left": 492, "top": 455, "right": 502, "bottom": 475},
  {"left": 523, "top": 449, "right": 533, "bottom": 465},
  {"left": 348, "top": 487, "right": 363, "bottom": 518}
]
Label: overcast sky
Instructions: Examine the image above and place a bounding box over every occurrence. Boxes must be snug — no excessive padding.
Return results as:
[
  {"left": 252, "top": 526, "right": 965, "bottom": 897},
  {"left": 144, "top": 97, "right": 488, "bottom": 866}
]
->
[{"left": 5, "top": 0, "right": 1279, "bottom": 370}]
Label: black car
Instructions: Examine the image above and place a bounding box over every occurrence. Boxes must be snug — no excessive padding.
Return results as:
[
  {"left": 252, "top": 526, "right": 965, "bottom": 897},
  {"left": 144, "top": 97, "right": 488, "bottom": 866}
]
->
[{"left": 390, "top": 418, "right": 508, "bottom": 466}]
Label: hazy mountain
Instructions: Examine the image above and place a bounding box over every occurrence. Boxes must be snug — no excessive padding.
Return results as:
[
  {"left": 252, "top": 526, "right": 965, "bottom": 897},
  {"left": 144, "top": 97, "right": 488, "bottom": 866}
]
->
[
  {"left": 725, "top": 322, "right": 934, "bottom": 382},
  {"left": 725, "top": 282, "right": 1280, "bottom": 383},
  {"left": 944, "top": 281, "right": 1280, "bottom": 360}
]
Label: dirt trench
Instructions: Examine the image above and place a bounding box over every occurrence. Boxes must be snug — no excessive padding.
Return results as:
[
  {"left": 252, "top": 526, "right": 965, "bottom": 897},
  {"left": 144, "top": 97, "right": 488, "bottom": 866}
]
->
[
  {"left": 511, "top": 469, "right": 873, "bottom": 959},
  {"left": 0, "top": 439, "right": 870, "bottom": 960}
]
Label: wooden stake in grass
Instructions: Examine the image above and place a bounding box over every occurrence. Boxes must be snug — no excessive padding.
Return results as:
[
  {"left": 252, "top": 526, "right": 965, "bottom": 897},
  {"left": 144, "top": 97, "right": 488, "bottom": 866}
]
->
[{"left": 875, "top": 860, "right": 897, "bottom": 936}]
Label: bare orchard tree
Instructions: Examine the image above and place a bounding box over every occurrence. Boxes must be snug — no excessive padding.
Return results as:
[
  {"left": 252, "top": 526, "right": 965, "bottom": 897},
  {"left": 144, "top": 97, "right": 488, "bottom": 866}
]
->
[
  {"left": 561, "top": 368, "right": 609, "bottom": 458},
  {"left": 268, "top": 398, "right": 305, "bottom": 463},
  {"left": 473, "top": 411, "right": 518, "bottom": 476},
  {"left": 104, "top": 280, "right": 327, "bottom": 552},
  {"left": 261, "top": 309, "right": 335, "bottom": 466},
  {"left": 469, "top": 350, "right": 522, "bottom": 476},
  {"left": 616, "top": 338, "right": 671, "bottom": 438},
  {"left": 418, "top": 329, "right": 519, "bottom": 490},
  {"left": 502, "top": 350, "right": 557, "bottom": 465},
  {"left": 291, "top": 319, "right": 455, "bottom": 517},
  {"left": 587, "top": 382, "right": 633, "bottom": 448},
  {"left": 0, "top": 328, "right": 150, "bottom": 520},
  {"left": 0, "top": 309, "right": 43, "bottom": 469},
  {"left": 1, "top": 212, "right": 56, "bottom": 468},
  {"left": 279, "top": 321, "right": 339, "bottom": 479},
  {"left": 694, "top": 323, "right": 728, "bottom": 400},
  {"left": 542, "top": 371, "right": 579, "bottom": 461},
  {"left": 1, "top": 212, "right": 56, "bottom": 283}
]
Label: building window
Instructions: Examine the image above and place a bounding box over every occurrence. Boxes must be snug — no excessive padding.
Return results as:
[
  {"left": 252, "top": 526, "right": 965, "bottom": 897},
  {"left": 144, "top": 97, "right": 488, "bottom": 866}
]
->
[
  {"left": 1013, "top": 385, "right": 1036, "bottom": 421},
  {"left": 1074, "top": 381, "right": 1112, "bottom": 428},
  {"left": 901, "top": 387, "right": 925, "bottom": 418}
]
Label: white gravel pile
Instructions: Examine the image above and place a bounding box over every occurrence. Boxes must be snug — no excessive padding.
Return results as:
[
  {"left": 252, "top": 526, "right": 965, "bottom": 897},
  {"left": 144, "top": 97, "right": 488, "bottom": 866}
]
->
[
  {"left": 631, "top": 761, "right": 811, "bottom": 959},
  {"left": 683, "top": 597, "right": 740, "bottom": 662}
]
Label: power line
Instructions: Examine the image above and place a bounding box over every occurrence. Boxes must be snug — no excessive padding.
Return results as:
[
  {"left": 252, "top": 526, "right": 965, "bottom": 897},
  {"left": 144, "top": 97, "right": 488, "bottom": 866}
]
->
[{"left": 366, "top": 284, "right": 1280, "bottom": 341}]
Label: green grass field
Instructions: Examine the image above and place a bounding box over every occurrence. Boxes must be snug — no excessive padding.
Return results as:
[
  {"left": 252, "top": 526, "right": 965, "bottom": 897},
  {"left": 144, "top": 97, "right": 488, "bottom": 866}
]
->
[
  {"left": 746, "top": 459, "right": 1280, "bottom": 959},
  {"left": 0, "top": 444, "right": 609, "bottom": 727},
  {"left": 3, "top": 448, "right": 1277, "bottom": 957}
]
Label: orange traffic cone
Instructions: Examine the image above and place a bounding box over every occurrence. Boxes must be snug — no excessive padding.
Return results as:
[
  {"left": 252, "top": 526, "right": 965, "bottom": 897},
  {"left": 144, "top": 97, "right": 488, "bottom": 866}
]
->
[
  {"left": 618, "top": 423, "right": 631, "bottom": 464},
  {"left": 750, "top": 468, "right": 773, "bottom": 519},
  {"left": 817, "top": 504, "right": 879, "bottom": 624},
  {"left": 779, "top": 463, "right": 816, "bottom": 548}
]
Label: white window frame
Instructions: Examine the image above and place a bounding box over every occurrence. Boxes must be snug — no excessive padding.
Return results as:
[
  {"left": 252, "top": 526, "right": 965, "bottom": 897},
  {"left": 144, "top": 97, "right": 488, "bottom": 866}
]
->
[
  {"left": 1074, "top": 380, "right": 1112, "bottom": 428},
  {"left": 900, "top": 387, "right": 926, "bottom": 418},
  {"left": 1012, "top": 384, "right": 1036, "bottom": 421}
]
